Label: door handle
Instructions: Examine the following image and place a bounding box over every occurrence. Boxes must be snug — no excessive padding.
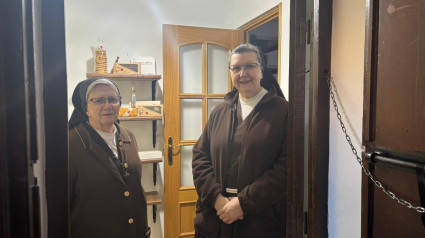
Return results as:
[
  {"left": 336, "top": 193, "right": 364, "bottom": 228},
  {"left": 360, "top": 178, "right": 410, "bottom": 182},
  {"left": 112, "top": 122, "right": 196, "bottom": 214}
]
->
[
  {"left": 168, "top": 137, "right": 173, "bottom": 165},
  {"left": 168, "top": 136, "right": 182, "bottom": 166}
]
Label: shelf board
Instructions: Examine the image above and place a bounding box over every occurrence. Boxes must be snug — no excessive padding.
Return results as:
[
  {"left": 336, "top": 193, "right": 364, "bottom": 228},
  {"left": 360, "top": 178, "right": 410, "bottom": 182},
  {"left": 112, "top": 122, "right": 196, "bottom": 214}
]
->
[
  {"left": 140, "top": 157, "right": 163, "bottom": 164},
  {"left": 119, "top": 116, "right": 162, "bottom": 121},
  {"left": 146, "top": 191, "right": 162, "bottom": 205},
  {"left": 86, "top": 73, "right": 161, "bottom": 81}
]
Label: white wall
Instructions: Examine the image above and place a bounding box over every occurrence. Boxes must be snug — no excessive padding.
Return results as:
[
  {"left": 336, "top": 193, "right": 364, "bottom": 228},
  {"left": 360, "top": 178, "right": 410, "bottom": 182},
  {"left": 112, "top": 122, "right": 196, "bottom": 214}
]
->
[
  {"left": 65, "top": 1, "right": 235, "bottom": 237},
  {"left": 66, "top": 0, "right": 236, "bottom": 102},
  {"left": 329, "top": 0, "right": 366, "bottom": 237},
  {"left": 234, "top": 0, "right": 290, "bottom": 98}
]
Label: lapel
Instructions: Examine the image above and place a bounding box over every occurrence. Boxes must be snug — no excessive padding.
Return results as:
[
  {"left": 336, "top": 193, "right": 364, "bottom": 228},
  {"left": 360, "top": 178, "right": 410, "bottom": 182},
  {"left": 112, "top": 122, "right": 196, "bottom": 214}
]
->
[
  {"left": 76, "top": 123, "right": 127, "bottom": 186},
  {"left": 116, "top": 124, "right": 132, "bottom": 177},
  {"left": 117, "top": 123, "right": 132, "bottom": 145}
]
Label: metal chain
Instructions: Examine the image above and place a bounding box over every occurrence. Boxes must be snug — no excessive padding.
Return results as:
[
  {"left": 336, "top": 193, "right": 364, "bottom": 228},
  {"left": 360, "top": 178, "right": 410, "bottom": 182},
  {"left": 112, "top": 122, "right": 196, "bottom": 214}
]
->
[
  {"left": 327, "top": 76, "right": 425, "bottom": 213},
  {"left": 329, "top": 79, "right": 362, "bottom": 146}
]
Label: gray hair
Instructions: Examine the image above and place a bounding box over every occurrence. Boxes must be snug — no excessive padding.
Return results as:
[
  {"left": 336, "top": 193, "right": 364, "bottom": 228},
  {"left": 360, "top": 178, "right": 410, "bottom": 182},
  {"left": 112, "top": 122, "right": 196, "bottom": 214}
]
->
[
  {"left": 85, "top": 78, "right": 120, "bottom": 102},
  {"left": 228, "top": 43, "right": 264, "bottom": 70}
]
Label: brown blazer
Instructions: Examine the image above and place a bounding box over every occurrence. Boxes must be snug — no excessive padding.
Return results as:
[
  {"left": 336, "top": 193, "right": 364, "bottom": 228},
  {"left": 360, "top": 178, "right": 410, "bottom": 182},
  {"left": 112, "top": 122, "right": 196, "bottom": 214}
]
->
[
  {"left": 69, "top": 122, "right": 149, "bottom": 238},
  {"left": 192, "top": 86, "right": 288, "bottom": 238}
]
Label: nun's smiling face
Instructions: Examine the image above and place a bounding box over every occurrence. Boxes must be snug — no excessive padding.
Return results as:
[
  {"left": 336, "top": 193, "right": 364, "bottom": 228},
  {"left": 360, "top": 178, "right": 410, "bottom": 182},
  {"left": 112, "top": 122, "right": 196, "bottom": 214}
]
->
[
  {"left": 86, "top": 84, "right": 120, "bottom": 133},
  {"left": 229, "top": 52, "right": 263, "bottom": 99}
]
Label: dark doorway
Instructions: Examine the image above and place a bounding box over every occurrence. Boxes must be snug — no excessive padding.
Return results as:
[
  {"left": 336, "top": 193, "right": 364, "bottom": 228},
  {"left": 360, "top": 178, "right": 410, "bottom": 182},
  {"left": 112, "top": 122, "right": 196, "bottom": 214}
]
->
[
  {"left": 248, "top": 17, "right": 279, "bottom": 78},
  {"left": 240, "top": 5, "right": 281, "bottom": 84}
]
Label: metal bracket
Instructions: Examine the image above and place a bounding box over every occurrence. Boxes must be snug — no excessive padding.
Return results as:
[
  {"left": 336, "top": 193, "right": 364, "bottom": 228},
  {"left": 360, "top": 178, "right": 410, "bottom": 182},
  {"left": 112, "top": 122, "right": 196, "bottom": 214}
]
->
[
  {"left": 153, "top": 162, "right": 157, "bottom": 185},
  {"left": 152, "top": 205, "right": 157, "bottom": 223}
]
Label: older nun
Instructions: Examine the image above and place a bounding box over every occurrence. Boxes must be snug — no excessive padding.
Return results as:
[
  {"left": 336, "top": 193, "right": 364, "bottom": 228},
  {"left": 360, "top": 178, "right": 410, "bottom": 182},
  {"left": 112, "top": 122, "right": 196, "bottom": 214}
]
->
[{"left": 69, "top": 78, "right": 150, "bottom": 238}]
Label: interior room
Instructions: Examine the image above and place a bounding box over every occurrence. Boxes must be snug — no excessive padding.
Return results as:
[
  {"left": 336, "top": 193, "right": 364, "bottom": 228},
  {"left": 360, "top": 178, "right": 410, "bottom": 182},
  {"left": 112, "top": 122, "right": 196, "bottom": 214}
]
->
[{"left": 2, "top": 0, "right": 424, "bottom": 237}]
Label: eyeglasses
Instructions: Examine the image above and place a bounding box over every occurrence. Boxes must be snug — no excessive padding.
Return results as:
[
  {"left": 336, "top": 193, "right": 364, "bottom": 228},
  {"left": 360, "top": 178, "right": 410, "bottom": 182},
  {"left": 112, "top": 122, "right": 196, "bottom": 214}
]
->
[
  {"left": 88, "top": 96, "right": 121, "bottom": 105},
  {"left": 229, "top": 63, "right": 261, "bottom": 73}
]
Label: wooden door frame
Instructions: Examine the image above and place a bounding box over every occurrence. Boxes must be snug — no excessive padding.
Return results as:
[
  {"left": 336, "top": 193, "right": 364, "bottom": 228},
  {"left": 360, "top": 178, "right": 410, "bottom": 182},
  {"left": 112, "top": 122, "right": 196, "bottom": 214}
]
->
[
  {"left": 286, "top": 0, "right": 307, "bottom": 235},
  {"left": 287, "top": 0, "right": 332, "bottom": 237},
  {"left": 361, "top": 0, "right": 377, "bottom": 236},
  {"left": 307, "top": 0, "right": 332, "bottom": 237},
  {"left": 239, "top": 3, "right": 282, "bottom": 84},
  {"left": 0, "top": 0, "right": 69, "bottom": 237},
  {"left": 0, "top": 0, "right": 36, "bottom": 237},
  {"left": 41, "top": 0, "right": 69, "bottom": 237}
]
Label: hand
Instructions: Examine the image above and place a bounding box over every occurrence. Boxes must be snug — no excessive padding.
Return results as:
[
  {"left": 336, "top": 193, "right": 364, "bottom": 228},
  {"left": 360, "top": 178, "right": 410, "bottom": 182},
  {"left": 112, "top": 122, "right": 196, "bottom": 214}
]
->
[
  {"left": 214, "top": 194, "right": 230, "bottom": 211},
  {"left": 217, "top": 197, "right": 244, "bottom": 224}
]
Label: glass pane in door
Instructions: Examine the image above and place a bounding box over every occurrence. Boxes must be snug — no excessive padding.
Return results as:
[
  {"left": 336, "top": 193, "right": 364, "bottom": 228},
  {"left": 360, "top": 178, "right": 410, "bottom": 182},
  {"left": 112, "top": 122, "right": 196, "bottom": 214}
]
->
[
  {"left": 180, "top": 145, "right": 195, "bottom": 187},
  {"left": 207, "top": 44, "right": 229, "bottom": 94},
  {"left": 208, "top": 99, "right": 224, "bottom": 117},
  {"left": 180, "top": 99, "right": 202, "bottom": 141},
  {"left": 180, "top": 44, "right": 202, "bottom": 93}
]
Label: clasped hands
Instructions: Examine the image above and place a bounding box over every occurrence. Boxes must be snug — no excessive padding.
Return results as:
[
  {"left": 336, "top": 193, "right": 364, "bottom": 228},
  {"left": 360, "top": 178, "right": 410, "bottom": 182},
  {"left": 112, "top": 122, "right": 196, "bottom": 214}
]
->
[{"left": 214, "top": 194, "right": 244, "bottom": 224}]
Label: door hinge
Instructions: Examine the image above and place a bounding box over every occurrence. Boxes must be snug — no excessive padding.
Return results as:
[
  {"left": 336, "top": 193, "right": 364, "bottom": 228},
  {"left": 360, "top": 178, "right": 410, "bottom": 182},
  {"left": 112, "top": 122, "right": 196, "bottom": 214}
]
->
[
  {"left": 303, "top": 211, "right": 308, "bottom": 234},
  {"left": 306, "top": 19, "right": 311, "bottom": 45}
]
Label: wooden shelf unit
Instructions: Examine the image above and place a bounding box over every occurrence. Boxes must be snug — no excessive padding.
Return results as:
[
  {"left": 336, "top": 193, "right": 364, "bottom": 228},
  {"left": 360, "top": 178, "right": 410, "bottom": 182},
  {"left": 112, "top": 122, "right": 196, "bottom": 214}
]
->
[
  {"left": 146, "top": 190, "right": 162, "bottom": 223},
  {"left": 141, "top": 157, "right": 163, "bottom": 164},
  {"left": 146, "top": 191, "right": 162, "bottom": 206}
]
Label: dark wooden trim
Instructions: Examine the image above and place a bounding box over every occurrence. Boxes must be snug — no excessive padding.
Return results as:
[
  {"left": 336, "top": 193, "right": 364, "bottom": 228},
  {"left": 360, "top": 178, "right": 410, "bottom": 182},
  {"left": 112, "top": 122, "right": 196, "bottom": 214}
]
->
[
  {"left": 361, "top": 0, "right": 372, "bottom": 235},
  {"left": 362, "top": 0, "right": 379, "bottom": 237},
  {"left": 361, "top": 162, "right": 375, "bottom": 238},
  {"left": 41, "top": 0, "right": 69, "bottom": 237},
  {"left": 362, "top": 0, "right": 379, "bottom": 146},
  {"left": 287, "top": 0, "right": 307, "bottom": 237},
  {"left": 0, "top": 0, "right": 37, "bottom": 237},
  {"left": 308, "top": 0, "right": 332, "bottom": 237},
  {"left": 0, "top": 47, "right": 9, "bottom": 236},
  {"left": 238, "top": 4, "right": 280, "bottom": 30}
]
